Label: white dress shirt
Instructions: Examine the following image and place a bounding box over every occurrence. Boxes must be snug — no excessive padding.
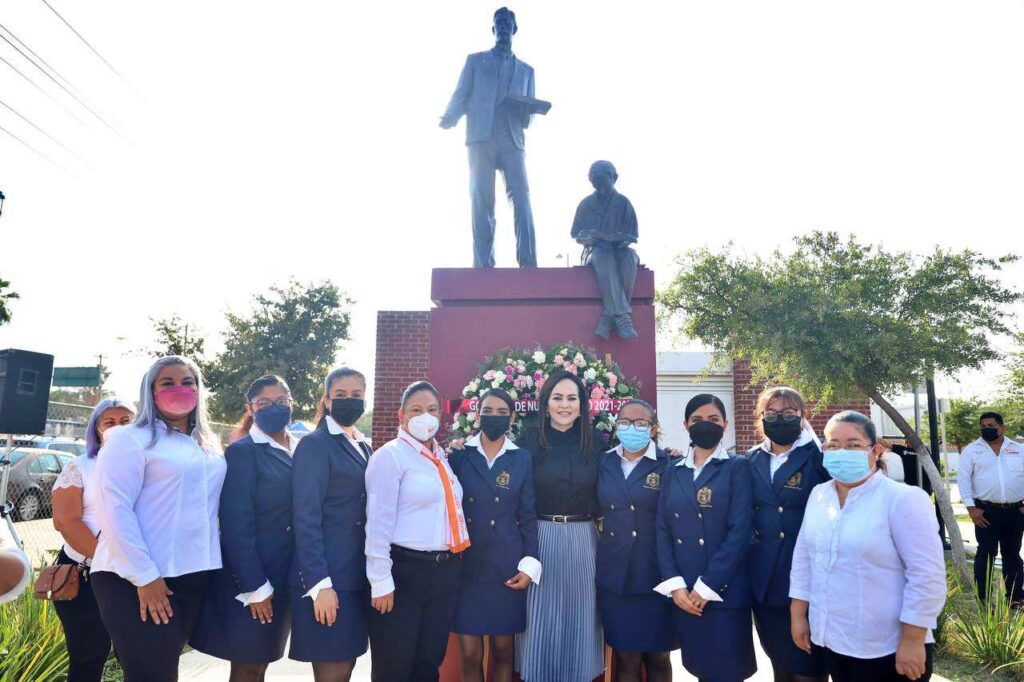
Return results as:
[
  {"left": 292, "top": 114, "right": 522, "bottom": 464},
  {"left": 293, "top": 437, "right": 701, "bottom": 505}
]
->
[
  {"left": 465, "top": 433, "right": 543, "bottom": 583},
  {"left": 607, "top": 439, "right": 659, "bottom": 479},
  {"left": 52, "top": 454, "right": 101, "bottom": 565},
  {"left": 789, "top": 473, "right": 946, "bottom": 659},
  {"left": 364, "top": 429, "right": 464, "bottom": 598},
  {"left": 91, "top": 422, "right": 226, "bottom": 587},
  {"left": 0, "top": 517, "right": 30, "bottom": 604},
  {"left": 957, "top": 437, "right": 1024, "bottom": 507},
  {"left": 653, "top": 444, "right": 731, "bottom": 602},
  {"left": 759, "top": 427, "right": 819, "bottom": 480},
  {"left": 234, "top": 424, "right": 299, "bottom": 606}
]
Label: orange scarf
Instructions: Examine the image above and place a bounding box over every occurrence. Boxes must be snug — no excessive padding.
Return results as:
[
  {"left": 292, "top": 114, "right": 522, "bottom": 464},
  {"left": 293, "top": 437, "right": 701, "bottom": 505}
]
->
[{"left": 400, "top": 435, "right": 471, "bottom": 553}]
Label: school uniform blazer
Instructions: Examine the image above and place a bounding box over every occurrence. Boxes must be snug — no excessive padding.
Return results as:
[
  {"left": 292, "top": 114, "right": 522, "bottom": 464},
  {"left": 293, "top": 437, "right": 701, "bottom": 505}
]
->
[
  {"left": 745, "top": 441, "right": 831, "bottom": 606},
  {"left": 597, "top": 448, "right": 670, "bottom": 595},
  {"left": 656, "top": 455, "right": 754, "bottom": 608},
  {"left": 291, "top": 423, "right": 372, "bottom": 594},
  {"left": 219, "top": 435, "right": 295, "bottom": 594},
  {"left": 448, "top": 446, "right": 539, "bottom": 583}
]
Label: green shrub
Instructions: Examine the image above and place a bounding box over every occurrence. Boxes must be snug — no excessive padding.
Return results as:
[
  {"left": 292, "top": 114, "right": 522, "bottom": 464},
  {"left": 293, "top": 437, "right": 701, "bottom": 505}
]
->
[
  {"left": 0, "top": 591, "right": 69, "bottom": 681},
  {"left": 944, "top": 572, "right": 1024, "bottom": 677}
]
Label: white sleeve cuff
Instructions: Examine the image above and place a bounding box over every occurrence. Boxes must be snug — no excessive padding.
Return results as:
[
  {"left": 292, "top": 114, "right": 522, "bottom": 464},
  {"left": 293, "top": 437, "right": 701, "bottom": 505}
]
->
[
  {"left": 370, "top": 575, "right": 396, "bottom": 599},
  {"left": 653, "top": 576, "right": 687, "bottom": 596},
  {"left": 235, "top": 580, "right": 274, "bottom": 606},
  {"left": 128, "top": 566, "right": 162, "bottom": 588},
  {"left": 962, "top": 497, "right": 975, "bottom": 508},
  {"left": 789, "top": 587, "right": 811, "bottom": 602},
  {"left": 303, "top": 577, "right": 333, "bottom": 601},
  {"left": 694, "top": 577, "right": 724, "bottom": 602},
  {"left": 518, "top": 556, "right": 542, "bottom": 584}
]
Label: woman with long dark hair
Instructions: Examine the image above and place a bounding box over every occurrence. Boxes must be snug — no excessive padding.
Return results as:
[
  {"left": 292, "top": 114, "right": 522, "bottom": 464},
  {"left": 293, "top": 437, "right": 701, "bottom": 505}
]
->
[
  {"left": 190, "top": 375, "right": 297, "bottom": 681},
  {"left": 655, "top": 393, "right": 756, "bottom": 682},
  {"left": 90, "top": 356, "right": 225, "bottom": 682},
  {"left": 290, "top": 367, "right": 372, "bottom": 682},
  {"left": 51, "top": 398, "right": 134, "bottom": 682},
  {"left": 448, "top": 388, "right": 540, "bottom": 682},
  {"left": 514, "top": 367, "right": 605, "bottom": 682}
]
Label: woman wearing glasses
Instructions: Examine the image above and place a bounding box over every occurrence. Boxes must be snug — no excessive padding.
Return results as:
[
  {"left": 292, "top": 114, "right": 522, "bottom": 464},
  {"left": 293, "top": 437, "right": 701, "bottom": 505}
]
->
[
  {"left": 596, "top": 399, "right": 675, "bottom": 682},
  {"left": 291, "top": 368, "right": 373, "bottom": 682},
  {"left": 191, "top": 375, "right": 298, "bottom": 681},
  {"left": 745, "top": 387, "right": 829, "bottom": 682}
]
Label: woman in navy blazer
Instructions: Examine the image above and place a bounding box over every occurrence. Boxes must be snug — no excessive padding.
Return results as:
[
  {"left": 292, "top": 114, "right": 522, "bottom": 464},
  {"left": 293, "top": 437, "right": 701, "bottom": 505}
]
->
[
  {"left": 447, "top": 388, "right": 540, "bottom": 682},
  {"left": 655, "top": 393, "right": 756, "bottom": 682},
  {"left": 745, "top": 387, "right": 829, "bottom": 682},
  {"left": 597, "top": 399, "right": 675, "bottom": 682},
  {"left": 290, "top": 368, "right": 373, "bottom": 682},
  {"left": 191, "top": 375, "right": 297, "bottom": 681}
]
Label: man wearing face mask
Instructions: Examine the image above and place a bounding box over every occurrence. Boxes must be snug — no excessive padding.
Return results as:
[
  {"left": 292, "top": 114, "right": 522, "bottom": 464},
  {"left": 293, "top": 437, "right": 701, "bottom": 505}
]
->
[{"left": 957, "top": 411, "right": 1024, "bottom": 605}]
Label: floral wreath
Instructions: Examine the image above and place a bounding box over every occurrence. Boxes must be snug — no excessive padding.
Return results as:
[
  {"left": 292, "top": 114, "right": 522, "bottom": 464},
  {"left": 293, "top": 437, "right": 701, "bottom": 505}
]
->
[{"left": 448, "top": 343, "right": 642, "bottom": 445}]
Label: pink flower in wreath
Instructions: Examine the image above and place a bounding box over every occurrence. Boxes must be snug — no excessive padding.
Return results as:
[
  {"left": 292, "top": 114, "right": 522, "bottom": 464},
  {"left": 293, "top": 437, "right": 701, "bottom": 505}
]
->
[
  {"left": 565, "top": 363, "right": 578, "bottom": 376},
  {"left": 514, "top": 377, "right": 527, "bottom": 389},
  {"left": 553, "top": 354, "right": 565, "bottom": 365},
  {"left": 535, "top": 377, "right": 545, "bottom": 392},
  {"left": 590, "top": 385, "right": 607, "bottom": 400},
  {"left": 484, "top": 370, "right": 497, "bottom": 381},
  {"left": 606, "top": 372, "right": 618, "bottom": 387},
  {"left": 533, "top": 371, "right": 543, "bottom": 381}
]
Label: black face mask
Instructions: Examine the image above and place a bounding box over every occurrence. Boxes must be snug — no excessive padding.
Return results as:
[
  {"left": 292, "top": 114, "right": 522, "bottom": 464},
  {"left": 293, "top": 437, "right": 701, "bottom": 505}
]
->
[
  {"left": 479, "top": 415, "right": 512, "bottom": 441},
  {"left": 981, "top": 427, "right": 1000, "bottom": 442},
  {"left": 763, "top": 419, "right": 802, "bottom": 446},
  {"left": 689, "top": 421, "right": 725, "bottom": 450},
  {"left": 330, "top": 398, "right": 365, "bottom": 427}
]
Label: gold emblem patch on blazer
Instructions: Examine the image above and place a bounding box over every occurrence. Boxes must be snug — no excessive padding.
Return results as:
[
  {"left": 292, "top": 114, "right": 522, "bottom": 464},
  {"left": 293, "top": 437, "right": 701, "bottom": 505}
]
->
[
  {"left": 785, "top": 472, "right": 802, "bottom": 490},
  {"left": 644, "top": 472, "right": 661, "bottom": 490},
  {"left": 697, "top": 486, "right": 713, "bottom": 508},
  {"left": 496, "top": 470, "right": 511, "bottom": 489}
]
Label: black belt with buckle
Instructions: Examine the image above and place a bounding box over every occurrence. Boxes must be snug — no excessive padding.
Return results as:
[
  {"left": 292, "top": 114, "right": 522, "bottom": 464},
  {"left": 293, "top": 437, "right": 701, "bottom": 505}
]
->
[
  {"left": 976, "top": 499, "right": 1024, "bottom": 509},
  {"left": 391, "top": 544, "right": 455, "bottom": 563},
  {"left": 538, "top": 514, "right": 593, "bottom": 523}
]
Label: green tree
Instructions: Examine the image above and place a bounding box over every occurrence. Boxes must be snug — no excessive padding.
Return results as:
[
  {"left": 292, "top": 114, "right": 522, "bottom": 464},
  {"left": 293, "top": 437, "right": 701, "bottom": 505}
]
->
[
  {"left": 0, "top": 276, "right": 19, "bottom": 325},
  {"left": 146, "top": 314, "right": 215, "bottom": 383},
  {"left": 922, "top": 397, "right": 984, "bottom": 453},
  {"left": 999, "top": 335, "right": 1024, "bottom": 436},
  {"left": 658, "top": 231, "right": 1021, "bottom": 588},
  {"left": 207, "top": 279, "right": 352, "bottom": 423}
]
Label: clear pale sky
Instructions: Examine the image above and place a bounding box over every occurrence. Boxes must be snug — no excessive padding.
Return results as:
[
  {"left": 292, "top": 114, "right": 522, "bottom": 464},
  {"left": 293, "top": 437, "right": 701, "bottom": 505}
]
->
[{"left": 1, "top": 0, "right": 1022, "bottom": 406}]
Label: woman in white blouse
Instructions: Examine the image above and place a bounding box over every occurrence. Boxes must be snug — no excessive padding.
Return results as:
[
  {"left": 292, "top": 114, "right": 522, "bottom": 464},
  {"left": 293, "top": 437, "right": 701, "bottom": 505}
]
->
[
  {"left": 51, "top": 398, "right": 134, "bottom": 682},
  {"left": 789, "top": 410, "right": 946, "bottom": 682},
  {"left": 89, "top": 356, "right": 226, "bottom": 682}
]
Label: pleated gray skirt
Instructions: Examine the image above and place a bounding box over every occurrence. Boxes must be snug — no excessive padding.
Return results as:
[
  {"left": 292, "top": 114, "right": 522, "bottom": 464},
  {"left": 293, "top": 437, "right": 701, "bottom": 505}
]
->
[{"left": 515, "top": 520, "right": 604, "bottom": 682}]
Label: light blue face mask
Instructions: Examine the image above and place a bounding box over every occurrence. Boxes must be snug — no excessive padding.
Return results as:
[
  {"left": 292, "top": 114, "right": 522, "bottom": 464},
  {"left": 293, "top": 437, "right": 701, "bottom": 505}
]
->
[
  {"left": 823, "top": 448, "right": 873, "bottom": 484},
  {"left": 616, "top": 425, "right": 652, "bottom": 453}
]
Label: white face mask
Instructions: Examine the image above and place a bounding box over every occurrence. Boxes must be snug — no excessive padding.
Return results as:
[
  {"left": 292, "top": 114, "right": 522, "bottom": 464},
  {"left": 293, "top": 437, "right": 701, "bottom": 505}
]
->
[{"left": 407, "top": 413, "right": 440, "bottom": 442}]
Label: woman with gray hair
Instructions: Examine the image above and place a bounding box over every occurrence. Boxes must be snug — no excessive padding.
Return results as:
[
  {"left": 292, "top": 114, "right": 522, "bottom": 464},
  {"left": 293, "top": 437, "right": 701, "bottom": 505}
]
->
[{"left": 89, "top": 356, "right": 226, "bottom": 682}]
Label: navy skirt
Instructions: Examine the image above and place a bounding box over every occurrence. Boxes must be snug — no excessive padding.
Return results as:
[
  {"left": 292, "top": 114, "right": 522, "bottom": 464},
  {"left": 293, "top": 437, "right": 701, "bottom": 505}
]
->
[
  {"left": 454, "top": 580, "right": 527, "bottom": 635},
  {"left": 288, "top": 588, "right": 369, "bottom": 662},
  {"left": 674, "top": 606, "right": 756, "bottom": 681},
  {"left": 598, "top": 589, "right": 677, "bottom": 653},
  {"left": 190, "top": 572, "right": 291, "bottom": 663},
  {"left": 753, "top": 605, "right": 827, "bottom": 676}
]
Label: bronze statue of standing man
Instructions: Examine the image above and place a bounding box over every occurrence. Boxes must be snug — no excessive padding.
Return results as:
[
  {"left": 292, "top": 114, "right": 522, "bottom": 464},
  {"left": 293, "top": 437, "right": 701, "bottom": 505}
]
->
[{"left": 441, "top": 7, "right": 542, "bottom": 268}]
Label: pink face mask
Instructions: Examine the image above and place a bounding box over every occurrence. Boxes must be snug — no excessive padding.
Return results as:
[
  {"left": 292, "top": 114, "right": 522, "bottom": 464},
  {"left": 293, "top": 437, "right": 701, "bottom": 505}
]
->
[{"left": 155, "top": 385, "right": 198, "bottom": 417}]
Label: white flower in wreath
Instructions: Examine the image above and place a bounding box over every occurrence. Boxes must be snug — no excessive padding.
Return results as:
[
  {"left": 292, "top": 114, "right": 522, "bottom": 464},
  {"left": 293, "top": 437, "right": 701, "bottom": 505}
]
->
[
  {"left": 583, "top": 367, "right": 598, "bottom": 381},
  {"left": 525, "top": 376, "right": 534, "bottom": 388},
  {"left": 573, "top": 352, "right": 587, "bottom": 368},
  {"left": 468, "top": 379, "right": 480, "bottom": 393},
  {"left": 508, "top": 388, "right": 518, "bottom": 400},
  {"left": 532, "top": 350, "right": 546, "bottom": 364},
  {"left": 467, "top": 411, "right": 477, "bottom": 423}
]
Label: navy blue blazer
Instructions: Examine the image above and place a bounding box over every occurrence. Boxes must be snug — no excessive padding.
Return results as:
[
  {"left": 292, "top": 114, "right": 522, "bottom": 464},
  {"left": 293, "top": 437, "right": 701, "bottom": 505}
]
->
[
  {"left": 596, "top": 447, "right": 670, "bottom": 595},
  {"left": 219, "top": 435, "right": 295, "bottom": 593},
  {"left": 448, "top": 444, "right": 539, "bottom": 584},
  {"left": 745, "top": 440, "right": 830, "bottom": 606},
  {"left": 291, "top": 423, "right": 372, "bottom": 594},
  {"left": 656, "top": 454, "right": 754, "bottom": 609}
]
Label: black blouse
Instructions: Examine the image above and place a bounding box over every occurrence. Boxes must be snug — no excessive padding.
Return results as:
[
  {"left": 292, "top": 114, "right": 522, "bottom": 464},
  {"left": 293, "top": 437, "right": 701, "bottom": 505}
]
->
[{"left": 521, "top": 422, "right": 603, "bottom": 517}]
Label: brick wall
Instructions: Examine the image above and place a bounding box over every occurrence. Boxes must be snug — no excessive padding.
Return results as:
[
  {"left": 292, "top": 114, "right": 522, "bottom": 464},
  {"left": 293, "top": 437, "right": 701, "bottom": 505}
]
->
[
  {"left": 731, "top": 359, "right": 871, "bottom": 452},
  {"left": 372, "top": 311, "right": 431, "bottom": 446}
]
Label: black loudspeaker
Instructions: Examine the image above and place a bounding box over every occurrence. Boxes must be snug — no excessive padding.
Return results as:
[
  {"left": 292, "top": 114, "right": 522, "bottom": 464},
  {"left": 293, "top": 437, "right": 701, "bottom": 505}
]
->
[{"left": 0, "top": 349, "right": 54, "bottom": 435}]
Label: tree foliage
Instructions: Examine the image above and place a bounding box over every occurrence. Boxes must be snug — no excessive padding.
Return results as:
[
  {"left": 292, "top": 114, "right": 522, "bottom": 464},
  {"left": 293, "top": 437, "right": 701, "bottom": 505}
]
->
[
  {"left": 658, "top": 231, "right": 1021, "bottom": 588},
  {"left": 921, "top": 396, "right": 984, "bottom": 453},
  {"left": 0, "top": 276, "right": 19, "bottom": 326},
  {"left": 147, "top": 314, "right": 215, "bottom": 382},
  {"left": 207, "top": 280, "right": 352, "bottom": 423}
]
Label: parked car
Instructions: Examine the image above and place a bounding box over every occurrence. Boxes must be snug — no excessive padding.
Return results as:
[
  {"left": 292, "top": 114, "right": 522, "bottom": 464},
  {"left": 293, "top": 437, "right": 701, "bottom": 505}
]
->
[
  {"left": 0, "top": 447, "right": 71, "bottom": 521},
  {"left": 12, "top": 436, "right": 88, "bottom": 458}
]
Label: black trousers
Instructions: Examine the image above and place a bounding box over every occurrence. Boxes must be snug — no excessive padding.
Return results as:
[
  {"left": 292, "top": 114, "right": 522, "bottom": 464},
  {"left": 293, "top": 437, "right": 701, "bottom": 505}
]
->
[
  {"left": 973, "top": 502, "right": 1024, "bottom": 602},
  {"left": 91, "top": 570, "right": 209, "bottom": 682},
  {"left": 52, "top": 550, "right": 111, "bottom": 682},
  {"left": 822, "top": 644, "right": 933, "bottom": 682},
  {"left": 368, "top": 549, "right": 462, "bottom": 682}
]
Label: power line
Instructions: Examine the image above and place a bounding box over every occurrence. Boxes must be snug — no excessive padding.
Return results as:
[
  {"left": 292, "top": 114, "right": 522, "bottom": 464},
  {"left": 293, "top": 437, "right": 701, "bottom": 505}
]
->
[
  {"left": 38, "top": 0, "right": 138, "bottom": 96},
  {"left": 0, "top": 97, "right": 92, "bottom": 169},
  {"left": 0, "top": 29, "right": 121, "bottom": 137},
  {"left": 0, "top": 122, "right": 74, "bottom": 176},
  {"left": 0, "top": 22, "right": 81, "bottom": 98},
  {"left": 0, "top": 53, "right": 92, "bottom": 130}
]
